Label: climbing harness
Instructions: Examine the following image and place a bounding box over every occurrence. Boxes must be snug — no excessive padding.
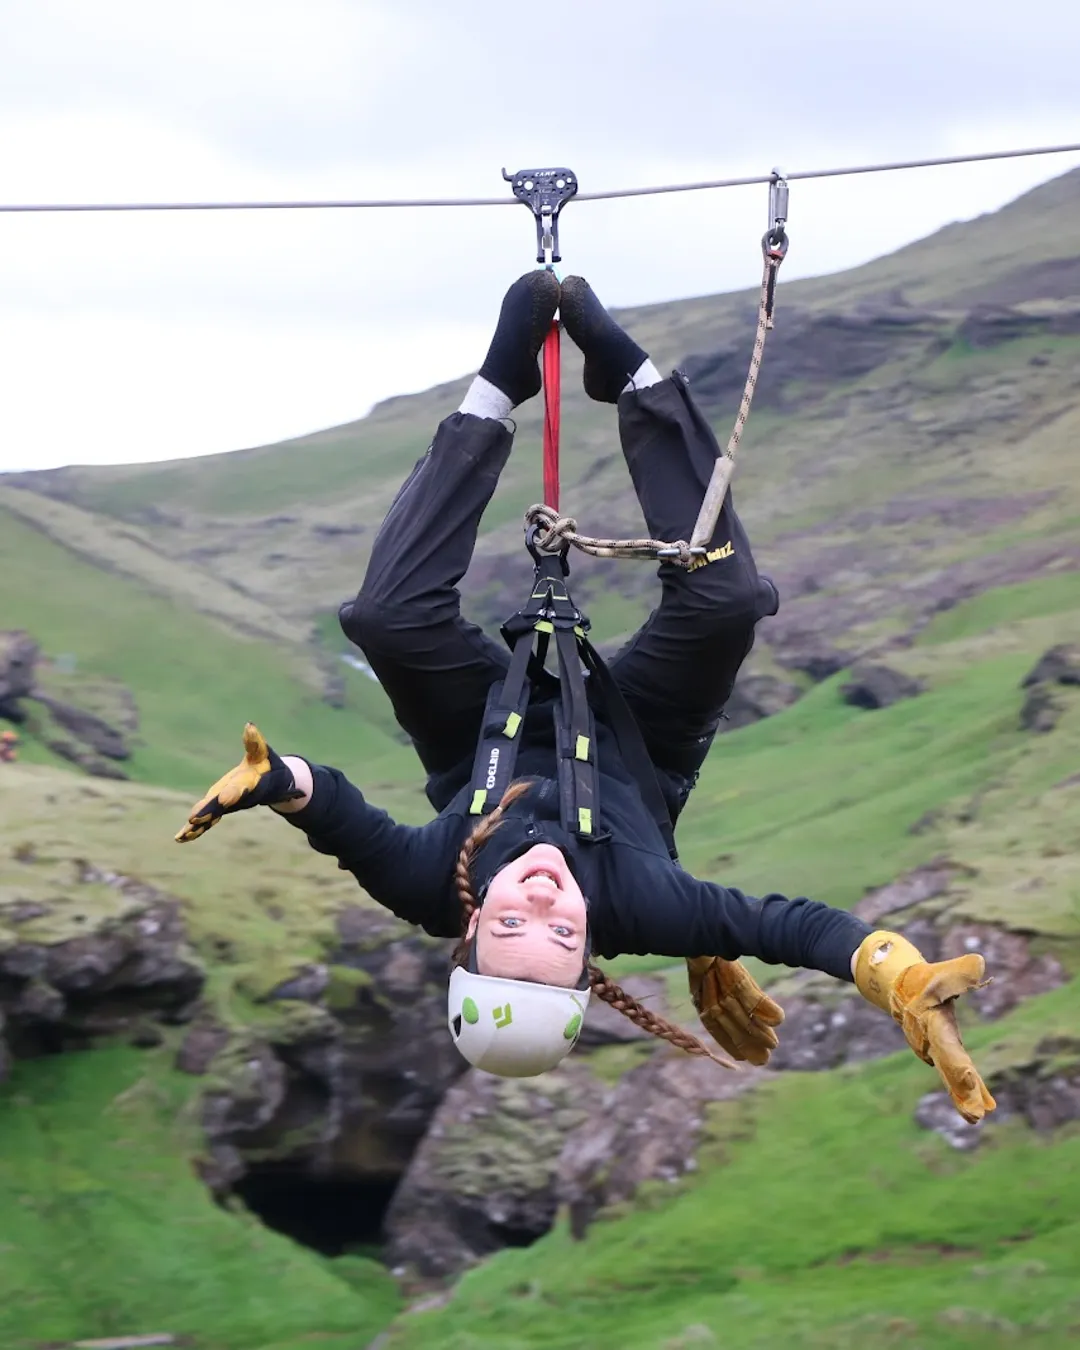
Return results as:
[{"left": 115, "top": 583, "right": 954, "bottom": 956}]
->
[
  {"left": 468, "top": 526, "right": 680, "bottom": 859},
  {"left": 468, "top": 167, "right": 794, "bottom": 858},
  {"left": 506, "top": 167, "right": 791, "bottom": 564}
]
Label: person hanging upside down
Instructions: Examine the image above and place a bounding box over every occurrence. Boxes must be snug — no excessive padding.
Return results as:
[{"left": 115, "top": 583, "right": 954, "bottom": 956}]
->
[{"left": 176, "top": 271, "right": 995, "bottom": 1124}]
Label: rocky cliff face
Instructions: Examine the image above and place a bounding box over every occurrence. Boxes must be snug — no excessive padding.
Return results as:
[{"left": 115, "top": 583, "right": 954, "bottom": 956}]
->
[
  {"left": 0, "top": 629, "right": 138, "bottom": 776},
  {"left": 0, "top": 862, "right": 204, "bottom": 1065},
  {"left": 2, "top": 836, "right": 1074, "bottom": 1283}
]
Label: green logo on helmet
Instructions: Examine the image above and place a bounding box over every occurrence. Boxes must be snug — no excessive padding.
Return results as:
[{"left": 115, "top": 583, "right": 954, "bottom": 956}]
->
[
  {"left": 493, "top": 1004, "right": 513, "bottom": 1029},
  {"left": 462, "top": 997, "right": 480, "bottom": 1025}
]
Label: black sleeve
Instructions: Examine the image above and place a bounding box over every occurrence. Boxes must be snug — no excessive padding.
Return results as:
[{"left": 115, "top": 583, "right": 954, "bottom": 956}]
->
[
  {"left": 594, "top": 847, "right": 872, "bottom": 982},
  {"left": 280, "top": 763, "right": 464, "bottom": 937}
]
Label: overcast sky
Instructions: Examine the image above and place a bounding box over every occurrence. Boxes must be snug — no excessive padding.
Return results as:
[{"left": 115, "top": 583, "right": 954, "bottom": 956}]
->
[{"left": 1, "top": 0, "right": 1078, "bottom": 472}]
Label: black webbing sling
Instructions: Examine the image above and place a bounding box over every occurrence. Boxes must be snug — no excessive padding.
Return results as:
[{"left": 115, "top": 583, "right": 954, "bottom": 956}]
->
[{"left": 467, "top": 531, "right": 679, "bottom": 861}]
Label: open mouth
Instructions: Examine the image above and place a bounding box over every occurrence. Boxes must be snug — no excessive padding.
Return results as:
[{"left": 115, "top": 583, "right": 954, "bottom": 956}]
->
[{"left": 521, "top": 868, "right": 561, "bottom": 889}]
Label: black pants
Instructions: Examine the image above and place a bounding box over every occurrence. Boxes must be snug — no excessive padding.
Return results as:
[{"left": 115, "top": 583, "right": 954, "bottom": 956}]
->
[{"left": 340, "top": 373, "right": 778, "bottom": 801}]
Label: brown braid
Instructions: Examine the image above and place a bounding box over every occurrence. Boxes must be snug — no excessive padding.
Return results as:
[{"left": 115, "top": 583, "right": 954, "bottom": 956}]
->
[
  {"left": 452, "top": 780, "right": 532, "bottom": 965},
  {"left": 451, "top": 779, "right": 735, "bottom": 1069},
  {"left": 588, "top": 965, "right": 737, "bottom": 1069}
]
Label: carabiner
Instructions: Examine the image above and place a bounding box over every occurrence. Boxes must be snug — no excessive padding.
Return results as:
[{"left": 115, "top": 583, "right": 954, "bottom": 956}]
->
[{"left": 763, "top": 167, "right": 789, "bottom": 261}]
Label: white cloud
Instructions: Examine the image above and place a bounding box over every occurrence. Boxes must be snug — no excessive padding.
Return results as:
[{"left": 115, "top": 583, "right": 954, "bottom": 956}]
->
[
  {"left": 0, "top": 308, "right": 488, "bottom": 470},
  {"left": 1, "top": 0, "right": 1078, "bottom": 470}
]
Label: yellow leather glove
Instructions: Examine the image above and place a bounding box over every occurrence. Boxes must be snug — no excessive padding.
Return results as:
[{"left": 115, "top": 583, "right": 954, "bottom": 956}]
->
[
  {"left": 854, "top": 930, "right": 996, "bottom": 1123},
  {"left": 175, "top": 723, "right": 302, "bottom": 842},
  {"left": 687, "top": 956, "right": 785, "bottom": 1066}
]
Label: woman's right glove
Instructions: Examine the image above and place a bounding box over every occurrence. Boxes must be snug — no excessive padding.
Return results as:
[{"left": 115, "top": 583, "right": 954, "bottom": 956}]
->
[
  {"left": 854, "top": 930, "right": 996, "bottom": 1123},
  {"left": 687, "top": 956, "right": 785, "bottom": 1066},
  {"left": 174, "top": 723, "right": 303, "bottom": 842}
]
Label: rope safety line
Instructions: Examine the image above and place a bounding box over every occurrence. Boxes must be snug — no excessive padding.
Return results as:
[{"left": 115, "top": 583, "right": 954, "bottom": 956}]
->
[
  {"left": 2, "top": 140, "right": 1078, "bottom": 213},
  {"left": 687, "top": 243, "right": 783, "bottom": 552}
]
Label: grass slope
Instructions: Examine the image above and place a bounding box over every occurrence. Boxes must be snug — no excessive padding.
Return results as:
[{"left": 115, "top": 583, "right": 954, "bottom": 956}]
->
[
  {"left": 0, "top": 503, "right": 418, "bottom": 796},
  {"left": 2, "top": 566, "right": 1079, "bottom": 1347},
  {"left": 2, "top": 169, "right": 1078, "bottom": 669},
  {"left": 2, "top": 169, "right": 1080, "bottom": 1350},
  {"left": 383, "top": 992, "right": 1080, "bottom": 1350},
  {"left": 0, "top": 1048, "right": 400, "bottom": 1350}
]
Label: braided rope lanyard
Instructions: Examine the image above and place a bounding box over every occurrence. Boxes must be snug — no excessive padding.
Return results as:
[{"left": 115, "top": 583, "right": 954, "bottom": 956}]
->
[{"left": 528, "top": 173, "right": 789, "bottom": 569}]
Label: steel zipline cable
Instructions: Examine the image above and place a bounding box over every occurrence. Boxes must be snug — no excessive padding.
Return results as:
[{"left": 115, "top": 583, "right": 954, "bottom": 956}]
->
[{"left": 1, "top": 140, "right": 1079, "bottom": 214}]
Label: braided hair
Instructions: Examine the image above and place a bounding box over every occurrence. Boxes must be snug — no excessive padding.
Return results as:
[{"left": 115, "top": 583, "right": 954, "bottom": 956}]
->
[{"left": 452, "top": 781, "right": 734, "bottom": 1067}]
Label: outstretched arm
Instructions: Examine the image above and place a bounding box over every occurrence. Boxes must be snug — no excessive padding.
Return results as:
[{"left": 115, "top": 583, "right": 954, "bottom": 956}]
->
[
  {"left": 174, "top": 727, "right": 464, "bottom": 936},
  {"left": 595, "top": 854, "right": 870, "bottom": 982},
  {"left": 599, "top": 852, "right": 995, "bottom": 1124},
  {"left": 275, "top": 760, "right": 465, "bottom": 936}
]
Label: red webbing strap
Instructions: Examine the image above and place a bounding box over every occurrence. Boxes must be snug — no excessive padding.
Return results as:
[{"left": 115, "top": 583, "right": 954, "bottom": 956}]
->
[{"left": 542, "top": 321, "right": 561, "bottom": 511}]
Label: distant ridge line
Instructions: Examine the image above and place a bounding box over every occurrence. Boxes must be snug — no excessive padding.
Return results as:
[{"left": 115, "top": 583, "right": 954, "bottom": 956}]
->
[{"left": 2, "top": 141, "right": 1079, "bottom": 214}]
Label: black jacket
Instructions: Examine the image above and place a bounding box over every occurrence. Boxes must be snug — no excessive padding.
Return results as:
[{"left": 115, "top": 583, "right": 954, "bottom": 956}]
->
[{"left": 286, "top": 715, "right": 870, "bottom": 982}]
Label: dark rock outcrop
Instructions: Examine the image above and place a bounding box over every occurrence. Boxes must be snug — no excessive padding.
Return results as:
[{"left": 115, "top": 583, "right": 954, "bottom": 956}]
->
[
  {"left": 383, "top": 1039, "right": 763, "bottom": 1277},
  {"left": 0, "top": 630, "right": 138, "bottom": 775},
  {"left": 194, "top": 910, "right": 467, "bottom": 1200},
  {"left": 854, "top": 861, "right": 964, "bottom": 927},
  {"left": 177, "top": 1020, "right": 232, "bottom": 1075},
  {"left": 766, "top": 977, "right": 908, "bottom": 1070},
  {"left": 383, "top": 1062, "right": 594, "bottom": 1278},
  {"left": 1020, "top": 644, "right": 1080, "bottom": 733},
  {"left": 722, "top": 673, "right": 802, "bottom": 730},
  {"left": 956, "top": 302, "right": 1080, "bottom": 350},
  {"left": 556, "top": 1050, "right": 761, "bottom": 1243},
  {"left": 840, "top": 664, "right": 924, "bottom": 710},
  {"left": 1020, "top": 684, "right": 1063, "bottom": 733},
  {"left": 1022, "top": 643, "right": 1080, "bottom": 688},
  {"left": 0, "top": 864, "right": 205, "bottom": 1073},
  {"left": 682, "top": 307, "right": 950, "bottom": 412},
  {"left": 770, "top": 633, "right": 853, "bottom": 683},
  {"left": 916, "top": 1040, "right": 1080, "bottom": 1151},
  {"left": 0, "top": 630, "right": 39, "bottom": 718},
  {"left": 326, "top": 907, "right": 469, "bottom": 1176},
  {"left": 31, "top": 694, "right": 130, "bottom": 760}
]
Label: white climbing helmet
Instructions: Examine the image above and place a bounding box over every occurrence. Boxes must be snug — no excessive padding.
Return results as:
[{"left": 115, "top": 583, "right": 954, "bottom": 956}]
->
[{"left": 447, "top": 965, "right": 590, "bottom": 1078}]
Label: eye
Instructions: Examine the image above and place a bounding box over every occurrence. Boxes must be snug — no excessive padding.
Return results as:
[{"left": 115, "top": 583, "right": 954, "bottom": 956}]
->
[
  {"left": 552, "top": 924, "right": 574, "bottom": 938},
  {"left": 500, "top": 916, "right": 524, "bottom": 928}
]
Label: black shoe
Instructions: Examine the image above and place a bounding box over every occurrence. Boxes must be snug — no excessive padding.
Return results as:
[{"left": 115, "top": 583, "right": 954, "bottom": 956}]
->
[
  {"left": 478, "top": 270, "right": 561, "bottom": 406},
  {"left": 559, "top": 275, "right": 648, "bottom": 404}
]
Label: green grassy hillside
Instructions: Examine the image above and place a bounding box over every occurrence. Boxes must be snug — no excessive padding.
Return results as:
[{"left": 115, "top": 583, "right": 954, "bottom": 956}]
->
[
  {"left": 0, "top": 503, "right": 419, "bottom": 795},
  {"left": 4, "top": 557, "right": 1079, "bottom": 1347},
  {"left": 383, "top": 1018, "right": 1080, "bottom": 1350},
  {"left": 4, "top": 169, "right": 1079, "bottom": 668},
  {"left": 0, "top": 1049, "right": 400, "bottom": 1350},
  {"left": 3, "top": 167, "right": 1080, "bottom": 1350}
]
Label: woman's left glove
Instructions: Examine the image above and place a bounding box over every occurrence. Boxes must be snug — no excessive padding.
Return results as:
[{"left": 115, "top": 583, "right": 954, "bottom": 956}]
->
[
  {"left": 687, "top": 956, "right": 785, "bottom": 1066},
  {"left": 854, "top": 930, "right": 996, "bottom": 1123},
  {"left": 175, "top": 723, "right": 303, "bottom": 842}
]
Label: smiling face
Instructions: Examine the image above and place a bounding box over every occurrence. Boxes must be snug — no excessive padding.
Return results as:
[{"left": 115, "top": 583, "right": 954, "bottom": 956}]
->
[{"left": 467, "top": 843, "right": 588, "bottom": 988}]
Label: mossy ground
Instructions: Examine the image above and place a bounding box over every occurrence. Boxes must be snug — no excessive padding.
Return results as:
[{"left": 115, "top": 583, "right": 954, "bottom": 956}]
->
[
  {"left": 0, "top": 1048, "right": 400, "bottom": 1350},
  {"left": 382, "top": 987, "right": 1080, "bottom": 1350},
  {"left": 3, "top": 568, "right": 1079, "bottom": 1347}
]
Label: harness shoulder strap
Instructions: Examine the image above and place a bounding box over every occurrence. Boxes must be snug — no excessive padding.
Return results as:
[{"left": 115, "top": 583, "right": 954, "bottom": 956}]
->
[
  {"left": 578, "top": 636, "right": 679, "bottom": 861},
  {"left": 469, "top": 535, "right": 678, "bottom": 861}
]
